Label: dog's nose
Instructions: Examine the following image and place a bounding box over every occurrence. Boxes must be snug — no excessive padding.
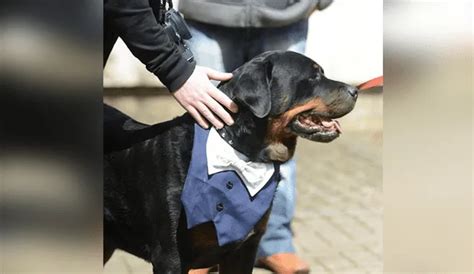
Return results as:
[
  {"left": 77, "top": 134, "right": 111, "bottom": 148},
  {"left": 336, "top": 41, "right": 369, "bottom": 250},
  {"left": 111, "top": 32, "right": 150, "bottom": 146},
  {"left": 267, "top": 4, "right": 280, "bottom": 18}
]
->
[{"left": 347, "top": 86, "right": 358, "bottom": 99}]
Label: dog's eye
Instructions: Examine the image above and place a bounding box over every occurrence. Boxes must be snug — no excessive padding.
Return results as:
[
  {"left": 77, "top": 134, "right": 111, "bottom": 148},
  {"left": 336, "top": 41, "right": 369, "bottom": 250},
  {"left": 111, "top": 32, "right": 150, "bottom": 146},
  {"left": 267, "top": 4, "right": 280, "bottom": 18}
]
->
[{"left": 309, "top": 73, "right": 322, "bottom": 82}]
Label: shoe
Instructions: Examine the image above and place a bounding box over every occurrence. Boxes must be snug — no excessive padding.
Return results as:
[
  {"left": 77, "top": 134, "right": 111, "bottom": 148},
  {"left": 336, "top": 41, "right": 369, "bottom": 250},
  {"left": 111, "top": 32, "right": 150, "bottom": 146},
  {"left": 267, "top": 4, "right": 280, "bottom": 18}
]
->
[
  {"left": 256, "top": 253, "right": 310, "bottom": 274},
  {"left": 188, "top": 265, "right": 218, "bottom": 274},
  {"left": 188, "top": 268, "right": 211, "bottom": 274}
]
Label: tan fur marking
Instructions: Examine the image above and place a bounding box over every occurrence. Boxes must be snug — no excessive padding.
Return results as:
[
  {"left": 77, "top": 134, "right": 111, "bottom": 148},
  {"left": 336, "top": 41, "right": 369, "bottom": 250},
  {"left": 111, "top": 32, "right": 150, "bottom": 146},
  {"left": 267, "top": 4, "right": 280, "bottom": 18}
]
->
[
  {"left": 264, "top": 98, "right": 328, "bottom": 161},
  {"left": 265, "top": 143, "right": 290, "bottom": 162},
  {"left": 278, "top": 97, "right": 328, "bottom": 127},
  {"left": 189, "top": 222, "right": 218, "bottom": 251}
]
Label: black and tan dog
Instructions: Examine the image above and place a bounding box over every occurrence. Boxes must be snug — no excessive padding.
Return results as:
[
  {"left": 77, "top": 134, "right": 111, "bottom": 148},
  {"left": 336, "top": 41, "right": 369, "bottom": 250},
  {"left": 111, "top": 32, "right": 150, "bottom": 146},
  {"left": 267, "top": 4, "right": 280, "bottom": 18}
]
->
[{"left": 104, "top": 51, "right": 357, "bottom": 274}]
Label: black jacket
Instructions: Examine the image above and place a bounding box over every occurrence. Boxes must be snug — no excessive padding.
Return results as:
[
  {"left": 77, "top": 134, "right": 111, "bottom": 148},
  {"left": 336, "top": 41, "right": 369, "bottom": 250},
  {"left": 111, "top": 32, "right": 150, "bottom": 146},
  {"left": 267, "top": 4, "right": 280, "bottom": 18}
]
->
[{"left": 104, "top": 0, "right": 195, "bottom": 91}]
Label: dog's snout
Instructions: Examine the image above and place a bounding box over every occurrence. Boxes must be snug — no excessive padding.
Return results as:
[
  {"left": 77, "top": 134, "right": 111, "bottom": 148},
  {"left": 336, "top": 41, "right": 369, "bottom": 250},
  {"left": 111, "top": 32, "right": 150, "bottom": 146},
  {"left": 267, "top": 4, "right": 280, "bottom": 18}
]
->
[{"left": 346, "top": 86, "right": 358, "bottom": 99}]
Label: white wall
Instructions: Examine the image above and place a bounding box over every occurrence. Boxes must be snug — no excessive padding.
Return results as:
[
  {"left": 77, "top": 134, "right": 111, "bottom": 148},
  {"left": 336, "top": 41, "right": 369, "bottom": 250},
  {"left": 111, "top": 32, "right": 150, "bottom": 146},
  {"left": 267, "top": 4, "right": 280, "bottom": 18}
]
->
[
  {"left": 103, "top": 0, "right": 382, "bottom": 87},
  {"left": 307, "top": 0, "right": 383, "bottom": 84}
]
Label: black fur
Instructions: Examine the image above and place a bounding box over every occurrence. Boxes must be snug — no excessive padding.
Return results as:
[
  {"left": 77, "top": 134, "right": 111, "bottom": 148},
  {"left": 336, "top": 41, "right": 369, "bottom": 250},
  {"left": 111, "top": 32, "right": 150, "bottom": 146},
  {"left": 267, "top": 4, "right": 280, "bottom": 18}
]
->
[{"left": 104, "top": 51, "right": 357, "bottom": 273}]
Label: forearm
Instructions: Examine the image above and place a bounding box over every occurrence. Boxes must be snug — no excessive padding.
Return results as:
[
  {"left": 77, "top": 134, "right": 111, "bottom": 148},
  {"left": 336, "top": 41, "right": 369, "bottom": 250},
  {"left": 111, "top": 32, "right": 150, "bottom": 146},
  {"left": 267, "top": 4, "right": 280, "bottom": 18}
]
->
[{"left": 104, "top": 0, "right": 195, "bottom": 91}]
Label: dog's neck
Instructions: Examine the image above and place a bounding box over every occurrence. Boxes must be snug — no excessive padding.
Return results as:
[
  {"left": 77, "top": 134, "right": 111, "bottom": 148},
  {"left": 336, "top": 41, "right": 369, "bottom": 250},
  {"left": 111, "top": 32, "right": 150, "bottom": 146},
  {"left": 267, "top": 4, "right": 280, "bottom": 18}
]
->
[
  {"left": 215, "top": 79, "right": 294, "bottom": 163},
  {"left": 215, "top": 108, "right": 271, "bottom": 163}
]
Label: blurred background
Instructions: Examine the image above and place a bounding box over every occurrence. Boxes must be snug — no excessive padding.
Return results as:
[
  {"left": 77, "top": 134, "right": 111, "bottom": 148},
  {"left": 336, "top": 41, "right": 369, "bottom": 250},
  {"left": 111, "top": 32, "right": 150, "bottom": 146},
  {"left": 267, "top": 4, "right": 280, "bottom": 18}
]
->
[
  {"left": 103, "top": 0, "right": 383, "bottom": 273},
  {"left": 1, "top": 0, "right": 103, "bottom": 273},
  {"left": 384, "top": 1, "right": 472, "bottom": 272}
]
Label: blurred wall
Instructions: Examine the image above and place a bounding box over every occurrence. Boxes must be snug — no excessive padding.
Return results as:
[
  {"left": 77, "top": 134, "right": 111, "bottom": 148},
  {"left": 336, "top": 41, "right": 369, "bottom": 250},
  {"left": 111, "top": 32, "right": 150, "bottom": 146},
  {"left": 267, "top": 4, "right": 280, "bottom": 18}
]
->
[{"left": 103, "top": 0, "right": 382, "bottom": 88}]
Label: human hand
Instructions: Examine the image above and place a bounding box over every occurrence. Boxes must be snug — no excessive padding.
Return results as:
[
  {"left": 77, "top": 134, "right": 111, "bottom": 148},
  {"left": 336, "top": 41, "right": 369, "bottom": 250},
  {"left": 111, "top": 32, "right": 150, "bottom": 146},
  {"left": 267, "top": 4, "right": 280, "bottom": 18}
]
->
[{"left": 172, "top": 66, "right": 238, "bottom": 129}]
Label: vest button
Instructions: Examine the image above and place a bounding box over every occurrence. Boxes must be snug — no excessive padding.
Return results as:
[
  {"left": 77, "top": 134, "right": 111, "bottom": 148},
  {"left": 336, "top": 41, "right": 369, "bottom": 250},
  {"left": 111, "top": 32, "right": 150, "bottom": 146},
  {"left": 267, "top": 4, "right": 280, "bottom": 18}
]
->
[
  {"left": 226, "top": 181, "right": 233, "bottom": 189},
  {"left": 216, "top": 203, "right": 224, "bottom": 212}
]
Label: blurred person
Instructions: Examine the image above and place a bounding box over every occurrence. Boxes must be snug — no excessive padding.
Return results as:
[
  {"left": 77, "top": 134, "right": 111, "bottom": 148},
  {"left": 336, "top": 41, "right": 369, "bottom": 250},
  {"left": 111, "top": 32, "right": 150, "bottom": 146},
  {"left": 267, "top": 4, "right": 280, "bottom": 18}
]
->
[
  {"left": 104, "top": 0, "right": 238, "bottom": 130},
  {"left": 179, "top": 0, "right": 333, "bottom": 273}
]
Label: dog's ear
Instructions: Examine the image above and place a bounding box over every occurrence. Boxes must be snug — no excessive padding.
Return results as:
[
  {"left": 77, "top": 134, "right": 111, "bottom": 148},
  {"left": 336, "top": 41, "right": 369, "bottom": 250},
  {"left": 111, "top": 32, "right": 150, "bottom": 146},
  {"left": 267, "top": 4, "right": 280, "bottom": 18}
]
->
[{"left": 219, "top": 53, "right": 274, "bottom": 118}]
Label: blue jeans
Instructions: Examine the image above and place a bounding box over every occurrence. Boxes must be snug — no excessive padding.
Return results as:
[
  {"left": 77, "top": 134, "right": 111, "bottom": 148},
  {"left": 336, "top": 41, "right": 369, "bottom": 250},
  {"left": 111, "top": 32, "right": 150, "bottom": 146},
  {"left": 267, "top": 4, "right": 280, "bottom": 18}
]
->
[{"left": 186, "top": 19, "right": 308, "bottom": 258}]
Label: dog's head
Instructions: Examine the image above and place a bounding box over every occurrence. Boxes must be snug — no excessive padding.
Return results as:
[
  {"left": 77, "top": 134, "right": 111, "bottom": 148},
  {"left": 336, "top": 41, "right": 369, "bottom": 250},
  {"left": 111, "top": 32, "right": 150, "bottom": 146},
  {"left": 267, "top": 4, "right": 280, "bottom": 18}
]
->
[{"left": 218, "top": 51, "right": 357, "bottom": 162}]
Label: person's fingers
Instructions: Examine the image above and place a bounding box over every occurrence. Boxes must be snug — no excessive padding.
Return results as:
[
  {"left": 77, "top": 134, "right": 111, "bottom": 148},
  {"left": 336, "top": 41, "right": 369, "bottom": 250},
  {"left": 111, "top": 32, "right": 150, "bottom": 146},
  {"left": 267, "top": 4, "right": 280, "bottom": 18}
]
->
[
  {"left": 202, "top": 93, "right": 234, "bottom": 126},
  {"left": 205, "top": 67, "right": 233, "bottom": 81},
  {"left": 208, "top": 86, "right": 239, "bottom": 113},
  {"left": 195, "top": 102, "right": 224, "bottom": 129},
  {"left": 186, "top": 105, "right": 209, "bottom": 129}
]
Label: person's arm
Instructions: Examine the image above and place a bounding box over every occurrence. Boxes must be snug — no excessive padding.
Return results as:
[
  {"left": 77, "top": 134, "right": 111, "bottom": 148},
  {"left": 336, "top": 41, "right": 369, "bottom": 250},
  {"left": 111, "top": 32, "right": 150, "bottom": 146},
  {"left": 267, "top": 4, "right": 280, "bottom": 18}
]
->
[
  {"left": 104, "top": 0, "right": 238, "bottom": 128},
  {"left": 104, "top": 0, "right": 193, "bottom": 91}
]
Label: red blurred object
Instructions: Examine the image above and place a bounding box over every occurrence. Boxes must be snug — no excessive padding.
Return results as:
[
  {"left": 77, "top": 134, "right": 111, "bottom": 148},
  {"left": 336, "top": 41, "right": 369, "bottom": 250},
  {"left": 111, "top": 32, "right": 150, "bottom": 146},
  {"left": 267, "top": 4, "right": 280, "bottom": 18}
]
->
[{"left": 357, "top": 76, "right": 383, "bottom": 91}]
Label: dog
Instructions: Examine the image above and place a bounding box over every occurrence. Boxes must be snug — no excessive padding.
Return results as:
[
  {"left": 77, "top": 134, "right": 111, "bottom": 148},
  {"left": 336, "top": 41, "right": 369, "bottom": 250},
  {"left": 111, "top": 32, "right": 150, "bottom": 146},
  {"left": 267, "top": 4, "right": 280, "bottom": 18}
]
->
[{"left": 104, "top": 51, "right": 357, "bottom": 274}]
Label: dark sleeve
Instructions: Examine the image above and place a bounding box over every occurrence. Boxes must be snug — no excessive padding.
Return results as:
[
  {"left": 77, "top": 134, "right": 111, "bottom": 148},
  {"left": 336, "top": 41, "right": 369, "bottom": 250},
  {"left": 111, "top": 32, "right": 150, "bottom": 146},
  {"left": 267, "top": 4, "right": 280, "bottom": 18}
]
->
[{"left": 104, "top": 0, "right": 195, "bottom": 91}]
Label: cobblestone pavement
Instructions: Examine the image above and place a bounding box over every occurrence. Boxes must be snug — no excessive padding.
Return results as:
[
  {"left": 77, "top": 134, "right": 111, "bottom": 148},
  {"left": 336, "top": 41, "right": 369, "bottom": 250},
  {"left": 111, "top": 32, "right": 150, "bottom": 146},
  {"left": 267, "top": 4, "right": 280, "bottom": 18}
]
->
[{"left": 103, "top": 91, "right": 382, "bottom": 274}]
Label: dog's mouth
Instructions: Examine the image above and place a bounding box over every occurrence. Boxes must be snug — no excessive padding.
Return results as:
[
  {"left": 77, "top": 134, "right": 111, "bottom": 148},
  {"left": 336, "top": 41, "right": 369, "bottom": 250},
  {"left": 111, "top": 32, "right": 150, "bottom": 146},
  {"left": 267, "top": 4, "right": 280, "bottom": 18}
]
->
[{"left": 289, "top": 111, "right": 342, "bottom": 143}]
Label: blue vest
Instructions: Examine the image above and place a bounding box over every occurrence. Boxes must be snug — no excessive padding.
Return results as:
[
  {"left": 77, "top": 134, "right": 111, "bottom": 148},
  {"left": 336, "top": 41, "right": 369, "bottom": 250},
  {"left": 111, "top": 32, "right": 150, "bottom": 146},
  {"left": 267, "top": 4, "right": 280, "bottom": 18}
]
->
[{"left": 181, "top": 124, "right": 280, "bottom": 246}]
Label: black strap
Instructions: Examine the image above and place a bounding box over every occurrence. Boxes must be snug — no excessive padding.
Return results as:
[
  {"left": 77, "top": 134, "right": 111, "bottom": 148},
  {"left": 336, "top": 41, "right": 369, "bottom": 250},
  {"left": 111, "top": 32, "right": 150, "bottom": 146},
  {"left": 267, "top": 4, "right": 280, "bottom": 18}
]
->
[{"left": 149, "top": 0, "right": 173, "bottom": 24}]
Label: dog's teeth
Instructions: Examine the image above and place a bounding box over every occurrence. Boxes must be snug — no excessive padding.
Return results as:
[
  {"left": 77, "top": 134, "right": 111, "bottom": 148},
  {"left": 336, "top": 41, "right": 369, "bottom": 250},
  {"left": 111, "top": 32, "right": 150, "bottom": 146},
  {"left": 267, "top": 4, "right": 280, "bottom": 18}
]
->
[
  {"left": 302, "top": 117, "right": 312, "bottom": 125},
  {"left": 321, "top": 120, "right": 333, "bottom": 127}
]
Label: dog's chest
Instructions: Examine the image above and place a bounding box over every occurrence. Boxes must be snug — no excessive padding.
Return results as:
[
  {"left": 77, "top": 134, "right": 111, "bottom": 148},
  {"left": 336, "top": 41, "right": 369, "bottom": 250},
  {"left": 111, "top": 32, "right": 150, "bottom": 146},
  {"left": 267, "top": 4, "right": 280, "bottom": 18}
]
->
[{"left": 181, "top": 124, "right": 279, "bottom": 246}]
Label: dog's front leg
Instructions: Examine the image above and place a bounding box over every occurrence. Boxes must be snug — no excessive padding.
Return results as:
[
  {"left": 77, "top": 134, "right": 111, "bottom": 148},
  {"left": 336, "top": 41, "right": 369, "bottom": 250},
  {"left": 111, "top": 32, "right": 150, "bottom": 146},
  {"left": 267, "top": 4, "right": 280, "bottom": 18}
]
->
[
  {"left": 219, "top": 210, "right": 271, "bottom": 274},
  {"left": 218, "top": 232, "right": 263, "bottom": 274},
  {"left": 151, "top": 246, "right": 183, "bottom": 274}
]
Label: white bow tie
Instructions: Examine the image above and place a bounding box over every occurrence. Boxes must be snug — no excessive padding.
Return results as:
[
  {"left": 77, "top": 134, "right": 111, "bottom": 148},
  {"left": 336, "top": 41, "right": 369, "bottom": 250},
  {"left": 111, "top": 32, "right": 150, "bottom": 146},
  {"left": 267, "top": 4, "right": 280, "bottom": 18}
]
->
[{"left": 206, "top": 128, "right": 275, "bottom": 197}]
